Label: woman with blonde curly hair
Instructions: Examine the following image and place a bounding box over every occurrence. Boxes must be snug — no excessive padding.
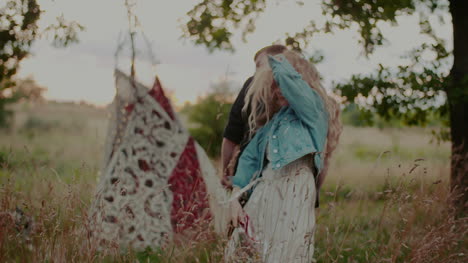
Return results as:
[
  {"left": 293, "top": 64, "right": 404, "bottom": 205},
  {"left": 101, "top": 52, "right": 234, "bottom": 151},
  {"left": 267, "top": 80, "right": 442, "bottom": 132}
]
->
[{"left": 226, "top": 45, "right": 342, "bottom": 262}]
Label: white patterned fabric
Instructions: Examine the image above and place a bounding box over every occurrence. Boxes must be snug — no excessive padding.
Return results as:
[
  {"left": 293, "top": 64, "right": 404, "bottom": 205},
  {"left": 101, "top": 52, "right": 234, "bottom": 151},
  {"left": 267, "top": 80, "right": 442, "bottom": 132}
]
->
[
  {"left": 89, "top": 71, "right": 188, "bottom": 250},
  {"left": 88, "top": 70, "right": 229, "bottom": 250},
  {"left": 101, "top": 70, "right": 139, "bottom": 169},
  {"left": 194, "top": 143, "right": 231, "bottom": 234}
]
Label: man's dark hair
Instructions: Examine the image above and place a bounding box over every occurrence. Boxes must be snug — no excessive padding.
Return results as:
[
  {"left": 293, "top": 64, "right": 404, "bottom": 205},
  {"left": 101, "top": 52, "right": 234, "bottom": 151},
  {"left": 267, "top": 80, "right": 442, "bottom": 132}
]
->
[{"left": 253, "top": 44, "right": 287, "bottom": 61}]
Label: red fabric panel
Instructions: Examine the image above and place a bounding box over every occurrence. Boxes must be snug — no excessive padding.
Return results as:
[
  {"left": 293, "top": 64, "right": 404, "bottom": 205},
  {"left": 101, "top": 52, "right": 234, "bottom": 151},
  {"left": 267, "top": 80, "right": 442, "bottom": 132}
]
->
[
  {"left": 168, "top": 138, "right": 211, "bottom": 232},
  {"left": 148, "top": 77, "right": 175, "bottom": 120},
  {"left": 124, "top": 76, "right": 211, "bottom": 233}
]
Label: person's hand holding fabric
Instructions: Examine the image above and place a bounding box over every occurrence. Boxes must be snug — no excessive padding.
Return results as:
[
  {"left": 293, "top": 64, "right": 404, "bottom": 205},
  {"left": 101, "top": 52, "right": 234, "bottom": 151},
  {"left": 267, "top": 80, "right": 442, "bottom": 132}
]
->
[{"left": 228, "top": 186, "right": 247, "bottom": 227}]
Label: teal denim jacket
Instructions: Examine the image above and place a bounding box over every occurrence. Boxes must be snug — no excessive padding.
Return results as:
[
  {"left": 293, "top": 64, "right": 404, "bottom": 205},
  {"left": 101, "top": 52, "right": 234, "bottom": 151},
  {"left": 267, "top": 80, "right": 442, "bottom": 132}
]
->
[{"left": 232, "top": 55, "right": 329, "bottom": 189}]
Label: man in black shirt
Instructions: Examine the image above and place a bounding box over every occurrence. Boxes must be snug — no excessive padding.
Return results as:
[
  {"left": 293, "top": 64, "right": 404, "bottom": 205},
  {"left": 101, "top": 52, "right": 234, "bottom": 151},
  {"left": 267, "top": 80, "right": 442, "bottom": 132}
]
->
[{"left": 221, "top": 76, "right": 252, "bottom": 187}]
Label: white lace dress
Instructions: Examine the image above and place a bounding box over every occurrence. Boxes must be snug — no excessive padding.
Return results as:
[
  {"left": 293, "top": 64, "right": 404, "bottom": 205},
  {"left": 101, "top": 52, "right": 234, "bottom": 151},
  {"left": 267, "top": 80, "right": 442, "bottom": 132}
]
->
[{"left": 227, "top": 153, "right": 317, "bottom": 263}]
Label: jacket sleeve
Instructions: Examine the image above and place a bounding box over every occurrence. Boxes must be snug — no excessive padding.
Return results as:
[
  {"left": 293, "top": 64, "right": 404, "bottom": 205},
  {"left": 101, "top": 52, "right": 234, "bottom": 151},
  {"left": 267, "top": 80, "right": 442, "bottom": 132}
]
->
[
  {"left": 268, "top": 54, "right": 328, "bottom": 131},
  {"left": 268, "top": 54, "right": 328, "bottom": 152},
  {"left": 231, "top": 135, "right": 261, "bottom": 189}
]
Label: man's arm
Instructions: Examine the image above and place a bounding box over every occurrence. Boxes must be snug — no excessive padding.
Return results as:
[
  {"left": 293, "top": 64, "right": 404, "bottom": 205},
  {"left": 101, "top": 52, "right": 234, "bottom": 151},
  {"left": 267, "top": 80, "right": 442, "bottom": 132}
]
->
[
  {"left": 221, "top": 77, "right": 253, "bottom": 187},
  {"left": 221, "top": 138, "right": 239, "bottom": 178}
]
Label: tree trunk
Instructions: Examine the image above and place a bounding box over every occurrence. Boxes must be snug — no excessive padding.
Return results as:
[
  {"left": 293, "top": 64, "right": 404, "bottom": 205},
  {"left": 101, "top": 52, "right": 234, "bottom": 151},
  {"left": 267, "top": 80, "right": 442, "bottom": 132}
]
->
[{"left": 448, "top": 0, "right": 468, "bottom": 214}]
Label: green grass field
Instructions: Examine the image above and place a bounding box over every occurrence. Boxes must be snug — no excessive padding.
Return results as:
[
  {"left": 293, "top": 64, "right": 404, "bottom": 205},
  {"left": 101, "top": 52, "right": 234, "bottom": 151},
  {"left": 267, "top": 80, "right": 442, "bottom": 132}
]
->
[{"left": 0, "top": 101, "right": 466, "bottom": 262}]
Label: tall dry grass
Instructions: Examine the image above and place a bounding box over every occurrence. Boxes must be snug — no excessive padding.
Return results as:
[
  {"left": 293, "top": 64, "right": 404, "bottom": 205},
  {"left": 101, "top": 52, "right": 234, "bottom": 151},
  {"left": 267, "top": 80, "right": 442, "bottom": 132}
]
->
[{"left": 0, "top": 101, "right": 466, "bottom": 262}]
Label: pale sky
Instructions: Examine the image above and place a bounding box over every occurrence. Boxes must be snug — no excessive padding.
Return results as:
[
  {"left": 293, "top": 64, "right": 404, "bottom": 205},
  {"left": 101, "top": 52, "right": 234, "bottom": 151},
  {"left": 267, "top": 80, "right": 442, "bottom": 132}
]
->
[{"left": 18, "top": 0, "right": 452, "bottom": 107}]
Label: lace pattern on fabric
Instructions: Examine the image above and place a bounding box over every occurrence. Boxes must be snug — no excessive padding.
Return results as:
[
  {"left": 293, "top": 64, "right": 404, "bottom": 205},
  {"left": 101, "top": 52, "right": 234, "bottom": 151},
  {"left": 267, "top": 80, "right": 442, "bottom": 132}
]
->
[{"left": 89, "top": 71, "right": 189, "bottom": 250}]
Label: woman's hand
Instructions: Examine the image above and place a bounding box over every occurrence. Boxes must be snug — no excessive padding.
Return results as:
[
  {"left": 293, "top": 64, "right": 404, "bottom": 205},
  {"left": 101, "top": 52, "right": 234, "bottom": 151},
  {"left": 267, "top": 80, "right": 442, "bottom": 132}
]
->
[{"left": 229, "top": 187, "right": 246, "bottom": 227}]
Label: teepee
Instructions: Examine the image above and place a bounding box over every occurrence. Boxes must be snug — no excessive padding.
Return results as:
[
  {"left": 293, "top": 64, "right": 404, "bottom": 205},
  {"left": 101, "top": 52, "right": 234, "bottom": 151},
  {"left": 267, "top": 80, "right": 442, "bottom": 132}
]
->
[{"left": 88, "top": 70, "right": 228, "bottom": 250}]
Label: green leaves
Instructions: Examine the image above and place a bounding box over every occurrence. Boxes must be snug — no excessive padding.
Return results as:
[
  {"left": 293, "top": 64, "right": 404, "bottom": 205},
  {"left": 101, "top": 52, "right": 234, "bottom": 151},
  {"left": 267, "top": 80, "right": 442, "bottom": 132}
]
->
[
  {"left": 322, "top": 0, "right": 416, "bottom": 55},
  {"left": 0, "top": 0, "right": 41, "bottom": 83},
  {"left": 0, "top": 0, "right": 83, "bottom": 128},
  {"left": 184, "top": 0, "right": 266, "bottom": 52},
  {"left": 182, "top": 0, "right": 446, "bottom": 54},
  {"left": 0, "top": 0, "right": 41, "bottom": 127},
  {"left": 336, "top": 58, "right": 449, "bottom": 127},
  {"left": 335, "top": 8, "right": 451, "bottom": 129},
  {"left": 43, "top": 15, "right": 85, "bottom": 48}
]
